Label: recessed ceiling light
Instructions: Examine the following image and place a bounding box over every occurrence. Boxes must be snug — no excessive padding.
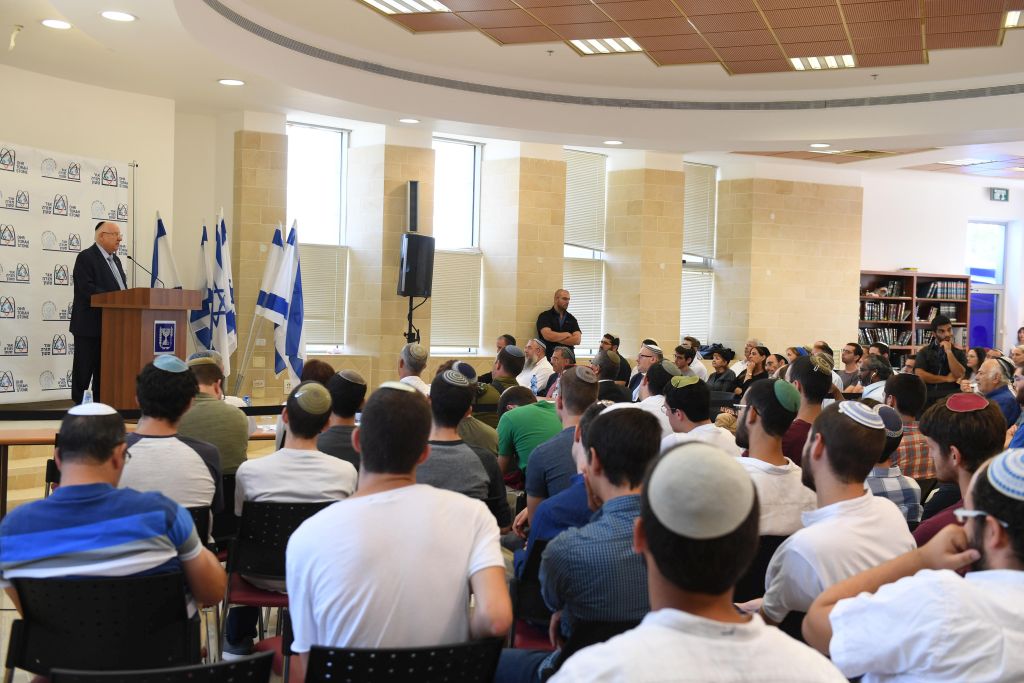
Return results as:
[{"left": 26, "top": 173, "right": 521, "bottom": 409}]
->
[
  {"left": 939, "top": 158, "right": 993, "bottom": 166},
  {"left": 358, "top": 0, "right": 450, "bottom": 14},
  {"left": 570, "top": 38, "right": 643, "bottom": 55},
  {"left": 790, "top": 54, "right": 854, "bottom": 71},
  {"left": 810, "top": 143, "right": 831, "bottom": 149},
  {"left": 101, "top": 11, "right": 136, "bottom": 22},
  {"left": 1006, "top": 10, "right": 1022, "bottom": 28},
  {"left": 218, "top": 79, "right": 245, "bottom": 86},
  {"left": 41, "top": 19, "right": 72, "bottom": 30},
  {"left": 603, "top": 140, "right": 623, "bottom": 146},
  {"left": 399, "top": 118, "right": 420, "bottom": 124}
]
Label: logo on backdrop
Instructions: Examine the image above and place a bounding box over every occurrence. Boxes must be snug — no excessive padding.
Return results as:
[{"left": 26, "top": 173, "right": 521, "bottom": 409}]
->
[
  {"left": 116, "top": 203, "right": 128, "bottom": 222},
  {"left": 42, "top": 194, "right": 79, "bottom": 218},
  {"left": 3, "top": 190, "right": 29, "bottom": 212},
  {"left": 0, "top": 370, "right": 15, "bottom": 393},
  {"left": 0, "top": 148, "right": 14, "bottom": 172},
  {"left": 0, "top": 296, "right": 13, "bottom": 318},
  {"left": 41, "top": 158, "right": 82, "bottom": 182},
  {"left": 43, "top": 264, "right": 69, "bottom": 286},
  {"left": 0, "top": 336, "right": 28, "bottom": 357},
  {"left": 154, "top": 321, "right": 176, "bottom": 354},
  {"left": 0, "top": 225, "right": 13, "bottom": 247},
  {"left": 38, "top": 370, "right": 71, "bottom": 391},
  {"left": 1, "top": 263, "right": 29, "bottom": 283},
  {"left": 91, "top": 200, "right": 106, "bottom": 220},
  {"left": 93, "top": 166, "right": 128, "bottom": 189},
  {"left": 68, "top": 162, "right": 81, "bottom": 181},
  {"left": 52, "top": 334, "right": 67, "bottom": 354},
  {"left": 68, "top": 233, "right": 81, "bottom": 251},
  {"left": 39, "top": 301, "right": 71, "bottom": 322}
]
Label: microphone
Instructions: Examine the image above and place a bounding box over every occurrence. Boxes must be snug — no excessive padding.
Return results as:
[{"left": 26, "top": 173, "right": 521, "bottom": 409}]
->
[{"left": 125, "top": 254, "right": 164, "bottom": 288}]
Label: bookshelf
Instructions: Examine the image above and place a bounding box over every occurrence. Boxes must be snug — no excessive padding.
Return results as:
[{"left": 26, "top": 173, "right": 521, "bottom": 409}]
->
[{"left": 859, "top": 270, "right": 971, "bottom": 369}]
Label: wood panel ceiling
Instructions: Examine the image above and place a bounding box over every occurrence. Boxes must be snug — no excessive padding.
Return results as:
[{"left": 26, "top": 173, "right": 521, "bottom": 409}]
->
[
  {"left": 370, "top": 0, "right": 1024, "bottom": 75},
  {"left": 906, "top": 154, "right": 1024, "bottom": 178},
  {"left": 735, "top": 148, "right": 934, "bottom": 163}
]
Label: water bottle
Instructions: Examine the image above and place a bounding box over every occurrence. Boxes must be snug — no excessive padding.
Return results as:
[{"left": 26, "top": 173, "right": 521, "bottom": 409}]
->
[
  {"left": 243, "top": 395, "right": 252, "bottom": 407},
  {"left": 82, "top": 389, "right": 93, "bottom": 404},
  {"left": 530, "top": 374, "right": 538, "bottom": 395}
]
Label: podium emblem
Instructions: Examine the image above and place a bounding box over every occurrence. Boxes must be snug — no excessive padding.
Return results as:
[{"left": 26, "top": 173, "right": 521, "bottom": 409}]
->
[{"left": 154, "top": 320, "right": 176, "bottom": 354}]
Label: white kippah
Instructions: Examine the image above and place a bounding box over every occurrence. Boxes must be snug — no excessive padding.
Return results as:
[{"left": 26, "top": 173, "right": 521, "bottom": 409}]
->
[
  {"left": 68, "top": 402, "right": 118, "bottom": 416},
  {"left": 380, "top": 381, "right": 416, "bottom": 393},
  {"left": 649, "top": 442, "right": 755, "bottom": 540},
  {"left": 837, "top": 401, "right": 885, "bottom": 430},
  {"left": 405, "top": 343, "right": 428, "bottom": 362},
  {"left": 643, "top": 343, "right": 663, "bottom": 355},
  {"left": 987, "top": 449, "right": 1024, "bottom": 502},
  {"left": 337, "top": 369, "right": 367, "bottom": 385}
]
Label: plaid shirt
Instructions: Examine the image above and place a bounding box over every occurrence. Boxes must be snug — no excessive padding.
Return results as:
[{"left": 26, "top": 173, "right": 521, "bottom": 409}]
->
[
  {"left": 865, "top": 465, "right": 923, "bottom": 524},
  {"left": 894, "top": 421, "right": 934, "bottom": 480}
]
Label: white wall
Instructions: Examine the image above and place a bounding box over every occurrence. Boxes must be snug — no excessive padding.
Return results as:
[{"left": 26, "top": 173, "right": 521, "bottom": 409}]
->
[
  {"left": 0, "top": 64, "right": 176, "bottom": 287},
  {"left": 172, "top": 112, "right": 217, "bottom": 288}
]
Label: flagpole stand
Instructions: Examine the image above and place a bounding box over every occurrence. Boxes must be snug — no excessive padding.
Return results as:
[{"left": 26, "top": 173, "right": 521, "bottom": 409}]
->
[{"left": 405, "top": 296, "right": 426, "bottom": 345}]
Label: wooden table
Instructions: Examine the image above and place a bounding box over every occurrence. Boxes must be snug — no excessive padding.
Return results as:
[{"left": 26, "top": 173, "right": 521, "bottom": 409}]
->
[{"left": 0, "top": 429, "right": 274, "bottom": 519}]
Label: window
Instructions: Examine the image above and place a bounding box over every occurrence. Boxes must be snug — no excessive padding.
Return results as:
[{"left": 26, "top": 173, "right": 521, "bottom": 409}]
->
[
  {"left": 286, "top": 123, "right": 348, "bottom": 246},
  {"left": 430, "top": 138, "right": 483, "bottom": 353},
  {"left": 966, "top": 222, "right": 1005, "bottom": 285},
  {"left": 297, "top": 243, "right": 348, "bottom": 350},
  {"left": 680, "top": 162, "right": 717, "bottom": 343},
  {"left": 563, "top": 149, "right": 607, "bottom": 353}
]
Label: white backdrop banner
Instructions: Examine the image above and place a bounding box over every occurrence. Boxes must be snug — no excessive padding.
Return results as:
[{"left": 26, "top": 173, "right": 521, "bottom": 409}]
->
[{"left": 0, "top": 140, "right": 132, "bottom": 404}]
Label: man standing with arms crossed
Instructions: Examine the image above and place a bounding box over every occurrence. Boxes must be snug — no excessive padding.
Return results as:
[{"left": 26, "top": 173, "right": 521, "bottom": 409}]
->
[
  {"left": 537, "top": 289, "right": 581, "bottom": 362},
  {"left": 914, "top": 314, "right": 967, "bottom": 406}
]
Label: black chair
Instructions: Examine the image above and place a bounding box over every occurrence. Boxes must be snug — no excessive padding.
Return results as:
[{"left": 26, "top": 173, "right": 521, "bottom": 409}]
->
[
  {"left": 733, "top": 534, "right": 788, "bottom": 603},
  {"left": 211, "top": 474, "right": 238, "bottom": 554},
  {"left": 187, "top": 506, "right": 212, "bottom": 549},
  {"left": 779, "top": 610, "right": 807, "bottom": 642},
  {"left": 509, "top": 539, "right": 552, "bottom": 643},
  {"left": 709, "top": 391, "right": 735, "bottom": 419},
  {"left": 49, "top": 651, "right": 273, "bottom": 683},
  {"left": 541, "top": 619, "right": 640, "bottom": 680},
  {"left": 42, "top": 458, "right": 61, "bottom": 498},
  {"left": 306, "top": 638, "right": 504, "bottom": 683},
  {"left": 4, "top": 572, "right": 200, "bottom": 682}
]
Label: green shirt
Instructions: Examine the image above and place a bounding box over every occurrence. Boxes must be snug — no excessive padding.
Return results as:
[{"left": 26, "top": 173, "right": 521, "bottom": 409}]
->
[
  {"left": 497, "top": 400, "right": 563, "bottom": 473},
  {"left": 458, "top": 416, "right": 499, "bottom": 455},
  {"left": 177, "top": 393, "right": 250, "bottom": 475}
]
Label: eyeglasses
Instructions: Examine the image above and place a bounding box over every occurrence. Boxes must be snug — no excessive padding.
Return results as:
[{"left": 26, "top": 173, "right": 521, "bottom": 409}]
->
[
  {"left": 638, "top": 354, "right": 655, "bottom": 360},
  {"left": 953, "top": 508, "right": 1009, "bottom": 528},
  {"left": 733, "top": 403, "right": 747, "bottom": 412}
]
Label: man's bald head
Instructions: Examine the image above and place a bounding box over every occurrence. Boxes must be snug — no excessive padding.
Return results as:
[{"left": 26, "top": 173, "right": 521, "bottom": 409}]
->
[{"left": 554, "top": 289, "right": 570, "bottom": 313}]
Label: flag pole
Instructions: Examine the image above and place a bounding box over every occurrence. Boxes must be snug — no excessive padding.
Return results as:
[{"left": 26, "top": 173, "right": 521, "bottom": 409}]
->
[{"left": 233, "top": 314, "right": 265, "bottom": 396}]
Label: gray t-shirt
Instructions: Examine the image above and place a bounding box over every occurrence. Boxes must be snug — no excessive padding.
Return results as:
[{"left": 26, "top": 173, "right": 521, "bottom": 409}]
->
[
  {"left": 418, "top": 440, "right": 511, "bottom": 528},
  {"left": 317, "top": 425, "right": 360, "bottom": 472},
  {"left": 121, "top": 433, "right": 223, "bottom": 512}
]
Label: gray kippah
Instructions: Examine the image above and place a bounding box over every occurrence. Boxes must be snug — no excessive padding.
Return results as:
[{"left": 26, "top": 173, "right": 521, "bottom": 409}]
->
[
  {"left": 649, "top": 442, "right": 756, "bottom": 540},
  {"left": 573, "top": 366, "right": 598, "bottom": 383},
  {"left": 659, "top": 359, "right": 682, "bottom": 376},
  {"left": 153, "top": 355, "right": 188, "bottom": 373},
  {"left": 504, "top": 345, "right": 525, "bottom": 358},
  {"left": 531, "top": 338, "right": 547, "bottom": 350},
  {"left": 380, "top": 380, "right": 416, "bottom": 393},
  {"left": 68, "top": 402, "right": 118, "bottom": 416},
  {"left": 441, "top": 370, "right": 469, "bottom": 387},
  {"left": 293, "top": 382, "right": 332, "bottom": 414},
  {"left": 405, "top": 343, "right": 428, "bottom": 362},
  {"left": 838, "top": 401, "right": 885, "bottom": 430},
  {"left": 337, "top": 369, "right": 367, "bottom": 385}
]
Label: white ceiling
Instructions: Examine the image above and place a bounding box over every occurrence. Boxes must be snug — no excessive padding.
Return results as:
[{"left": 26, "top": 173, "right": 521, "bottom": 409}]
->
[{"left": 5, "top": 0, "right": 1024, "bottom": 158}]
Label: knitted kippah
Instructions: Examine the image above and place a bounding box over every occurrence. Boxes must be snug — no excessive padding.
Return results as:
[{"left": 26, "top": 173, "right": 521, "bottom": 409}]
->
[
  {"left": 947, "top": 393, "right": 989, "bottom": 413},
  {"left": 987, "top": 449, "right": 1024, "bottom": 501},
  {"left": 875, "top": 404, "right": 904, "bottom": 439},
  {"left": 441, "top": 370, "right": 469, "bottom": 387},
  {"left": 453, "top": 362, "right": 477, "bottom": 382},
  {"left": 659, "top": 360, "right": 682, "bottom": 377},
  {"left": 670, "top": 375, "right": 699, "bottom": 389},
  {"left": 292, "top": 382, "right": 332, "bottom": 414},
  {"left": 380, "top": 381, "right": 416, "bottom": 393},
  {"left": 531, "top": 338, "right": 547, "bottom": 350},
  {"left": 337, "top": 369, "right": 367, "bottom": 385},
  {"left": 837, "top": 401, "right": 885, "bottom": 429},
  {"left": 404, "top": 343, "right": 428, "bottom": 362},
  {"left": 153, "top": 355, "right": 188, "bottom": 373},
  {"left": 504, "top": 345, "right": 526, "bottom": 358},
  {"left": 772, "top": 379, "right": 801, "bottom": 413},
  {"left": 187, "top": 357, "right": 218, "bottom": 368},
  {"left": 68, "top": 402, "right": 118, "bottom": 416},
  {"left": 573, "top": 366, "right": 598, "bottom": 383}
]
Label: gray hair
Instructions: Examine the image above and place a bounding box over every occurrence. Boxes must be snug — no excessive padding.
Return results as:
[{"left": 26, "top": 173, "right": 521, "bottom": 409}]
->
[{"left": 401, "top": 343, "right": 428, "bottom": 375}]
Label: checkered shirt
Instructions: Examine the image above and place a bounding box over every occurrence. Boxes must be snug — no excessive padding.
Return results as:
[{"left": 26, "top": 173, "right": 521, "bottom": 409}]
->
[
  {"left": 894, "top": 421, "right": 935, "bottom": 480},
  {"left": 865, "top": 465, "right": 923, "bottom": 524}
]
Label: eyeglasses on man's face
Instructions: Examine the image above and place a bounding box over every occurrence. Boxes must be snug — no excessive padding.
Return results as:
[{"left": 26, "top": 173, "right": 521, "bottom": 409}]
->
[{"left": 953, "top": 508, "right": 1009, "bottom": 528}]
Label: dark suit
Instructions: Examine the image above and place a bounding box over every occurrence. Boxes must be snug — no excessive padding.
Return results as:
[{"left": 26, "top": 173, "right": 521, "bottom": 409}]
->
[
  {"left": 71, "top": 243, "right": 126, "bottom": 402},
  {"left": 598, "top": 380, "right": 631, "bottom": 403}
]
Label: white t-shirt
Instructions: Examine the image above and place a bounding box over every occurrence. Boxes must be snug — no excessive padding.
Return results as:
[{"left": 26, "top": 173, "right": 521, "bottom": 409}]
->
[
  {"left": 829, "top": 569, "right": 1024, "bottom": 683},
  {"left": 120, "top": 433, "right": 220, "bottom": 509},
  {"left": 286, "top": 484, "right": 504, "bottom": 651},
  {"left": 862, "top": 380, "right": 886, "bottom": 402},
  {"left": 729, "top": 359, "right": 747, "bottom": 376},
  {"left": 400, "top": 375, "right": 431, "bottom": 396},
  {"left": 660, "top": 423, "right": 742, "bottom": 457},
  {"left": 679, "top": 362, "right": 709, "bottom": 382},
  {"left": 604, "top": 396, "right": 672, "bottom": 440},
  {"left": 737, "top": 457, "right": 817, "bottom": 536},
  {"left": 234, "top": 447, "right": 357, "bottom": 516},
  {"left": 551, "top": 608, "right": 846, "bottom": 682},
  {"left": 762, "top": 492, "right": 915, "bottom": 622},
  {"left": 517, "top": 356, "right": 554, "bottom": 394}
]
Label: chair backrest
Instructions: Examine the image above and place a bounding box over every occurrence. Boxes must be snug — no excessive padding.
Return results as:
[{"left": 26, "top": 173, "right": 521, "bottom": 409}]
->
[
  {"left": 732, "top": 534, "right": 788, "bottom": 603},
  {"left": 548, "top": 620, "right": 640, "bottom": 676},
  {"left": 229, "top": 501, "right": 332, "bottom": 580},
  {"left": 49, "top": 651, "right": 273, "bottom": 683},
  {"left": 6, "top": 572, "right": 200, "bottom": 675},
  {"left": 186, "top": 507, "right": 211, "bottom": 548},
  {"left": 43, "top": 458, "right": 61, "bottom": 498},
  {"left": 709, "top": 391, "right": 735, "bottom": 418},
  {"left": 779, "top": 610, "right": 807, "bottom": 642},
  {"left": 512, "top": 539, "right": 551, "bottom": 625},
  {"left": 211, "top": 474, "right": 238, "bottom": 549},
  {"left": 306, "top": 639, "right": 503, "bottom": 683}
]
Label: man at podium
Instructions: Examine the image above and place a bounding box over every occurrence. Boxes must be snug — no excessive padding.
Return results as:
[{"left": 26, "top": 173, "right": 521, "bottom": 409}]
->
[{"left": 70, "top": 221, "right": 127, "bottom": 403}]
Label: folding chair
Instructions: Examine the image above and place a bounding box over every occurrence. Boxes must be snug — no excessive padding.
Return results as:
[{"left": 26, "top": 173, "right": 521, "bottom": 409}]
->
[
  {"left": 733, "top": 534, "right": 788, "bottom": 603},
  {"left": 186, "top": 506, "right": 215, "bottom": 660},
  {"left": 3, "top": 572, "right": 200, "bottom": 682},
  {"left": 540, "top": 619, "right": 640, "bottom": 681},
  {"left": 508, "top": 539, "right": 553, "bottom": 650},
  {"left": 306, "top": 638, "right": 504, "bottom": 683},
  {"left": 211, "top": 474, "right": 238, "bottom": 557},
  {"left": 42, "top": 458, "right": 61, "bottom": 498},
  {"left": 49, "top": 651, "right": 273, "bottom": 683}
]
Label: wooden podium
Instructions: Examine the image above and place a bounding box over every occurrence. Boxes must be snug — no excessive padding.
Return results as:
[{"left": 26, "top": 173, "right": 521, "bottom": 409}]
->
[{"left": 92, "top": 288, "right": 202, "bottom": 410}]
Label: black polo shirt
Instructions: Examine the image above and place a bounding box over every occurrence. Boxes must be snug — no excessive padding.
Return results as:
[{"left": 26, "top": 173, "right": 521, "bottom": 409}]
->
[
  {"left": 914, "top": 343, "right": 968, "bottom": 401},
  {"left": 536, "top": 307, "right": 580, "bottom": 360}
]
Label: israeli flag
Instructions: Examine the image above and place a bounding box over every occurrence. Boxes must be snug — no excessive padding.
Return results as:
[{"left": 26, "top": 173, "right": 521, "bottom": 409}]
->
[
  {"left": 189, "top": 224, "right": 213, "bottom": 350},
  {"left": 263, "top": 222, "right": 305, "bottom": 381},
  {"left": 218, "top": 215, "right": 236, "bottom": 326},
  {"left": 211, "top": 217, "right": 238, "bottom": 375},
  {"left": 151, "top": 213, "right": 182, "bottom": 288},
  {"left": 255, "top": 224, "right": 285, "bottom": 320}
]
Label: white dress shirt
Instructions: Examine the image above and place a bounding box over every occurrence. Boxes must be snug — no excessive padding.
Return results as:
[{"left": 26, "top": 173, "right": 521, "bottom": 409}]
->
[
  {"left": 862, "top": 379, "right": 886, "bottom": 402},
  {"left": 660, "top": 423, "right": 742, "bottom": 457},
  {"left": 737, "top": 457, "right": 817, "bottom": 536},
  {"left": 400, "top": 375, "right": 431, "bottom": 396},
  {"left": 517, "top": 356, "right": 554, "bottom": 395},
  {"left": 604, "top": 395, "right": 672, "bottom": 440}
]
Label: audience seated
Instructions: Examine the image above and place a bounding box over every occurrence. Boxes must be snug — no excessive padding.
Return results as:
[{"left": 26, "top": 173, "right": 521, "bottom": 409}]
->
[
  {"left": 497, "top": 383, "right": 563, "bottom": 480},
  {"left": 316, "top": 369, "right": 368, "bottom": 471},
  {"left": 599, "top": 334, "right": 631, "bottom": 384},
  {"left": 474, "top": 345, "right": 527, "bottom": 428},
  {"left": 867, "top": 341, "right": 890, "bottom": 364},
  {"left": 522, "top": 366, "right": 600, "bottom": 525},
  {"left": 551, "top": 443, "right": 845, "bottom": 682},
  {"left": 660, "top": 377, "right": 741, "bottom": 457},
  {"left": 837, "top": 342, "right": 864, "bottom": 389},
  {"left": 418, "top": 370, "right": 511, "bottom": 531},
  {"left": 883, "top": 373, "right": 934, "bottom": 482},
  {"left": 854, "top": 354, "right": 893, "bottom": 401},
  {"left": 592, "top": 350, "right": 630, "bottom": 403},
  {"left": 286, "top": 382, "right": 512, "bottom": 656},
  {"left": 629, "top": 343, "right": 663, "bottom": 401},
  {"left": 734, "top": 378, "right": 816, "bottom": 536},
  {"left": 766, "top": 353, "right": 788, "bottom": 379},
  {"left": 178, "top": 357, "right": 251, "bottom": 476},
  {"left": 756, "top": 402, "right": 916, "bottom": 626},
  {"left": 494, "top": 408, "right": 661, "bottom": 683},
  {"left": 478, "top": 333, "right": 515, "bottom": 385},
  {"left": 780, "top": 355, "right": 833, "bottom": 466},
  {"left": 225, "top": 381, "right": 358, "bottom": 657},
  {"left": 398, "top": 343, "right": 431, "bottom": 396},
  {"left": 975, "top": 357, "right": 1021, "bottom": 426},
  {"left": 672, "top": 345, "right": 708, "bottom": 381},
  {"left": 914, "top": 314, "right": 968, "bottom": 406},
  {"left": 734, "top": 346, "right": 770, "bottom": 397},
  {"left": 913, "top": 393, "right": 1006, "bottom": 546},
  {"left": 706, "top": 347, "right": 738, "bottom": 394},
  {"left": 804, "top": 448, "right": 1024, "bottom": 682},
  {"left": 0, "top": 403, "right": 226, "bottom": 614},
  {"left": 729, "top": 339, "right": 760, "bottom": 376},
  {"left": 273, "top": 359, "right": 336, "bottom": 449},
  {"left": 187, "top": 349, "right": 256, "bottom": 435},
  {"left": 865, "top": 404, "right": 923, "bottom": 526},
  {"left": 542, "top": 346, "right": 573, "bottom": 397},
  {"left": 513, "top": 404, "right": 607, "bottom": 578},
  {"left": 607, "top": 360, "right": 678, "bottom": 439},
  {"left": 119, "top": 356, "right": 223, "bottom": 513},
  {"left": 518, "top": 339, "right": 554, "bottom": 395}
]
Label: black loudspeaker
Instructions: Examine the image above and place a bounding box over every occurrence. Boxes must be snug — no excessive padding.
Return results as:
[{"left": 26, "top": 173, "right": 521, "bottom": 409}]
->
[
  {"left": 398, "top": 232, "right": 434, "bottom": 297},
  {"left": 407, "top": 180, "right": 419, "bottom": 232}
]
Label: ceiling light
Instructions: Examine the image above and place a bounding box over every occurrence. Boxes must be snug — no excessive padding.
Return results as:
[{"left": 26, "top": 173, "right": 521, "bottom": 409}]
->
[
  {"left": 100, "top": 11, "right": 136, "bottom": 22},
  {"left": 399, "top": 118, "right": 420, "bottom": 124},
  {"left": 358, "top": 0, "right": 450, "bottom": 14},
  {"left": 810, "top": 143, "right": 830, "bottom": 149},
  {"left": 1006, "top": 10, "right": 1022, "bottom": 28},
  {"left": 218, "top": 79, "right": 245, "bottom": 86},
  {"left": 939, "top": 158, "right": 993, "bottom": 166},
  {"left": 809, "top": 149, "right": 849, "bottom": 155},
  {"left": 570, "top": 38, "right": 643, "bottom": 56},
  {"left": 790, "top": 55, "right": 855, "bottom": 71},
  {"left": 41, "top": 19, "right": 72, "bottom": 30},
  {"left": 603, "top": 140, "right": 623, "bottom": 146}
]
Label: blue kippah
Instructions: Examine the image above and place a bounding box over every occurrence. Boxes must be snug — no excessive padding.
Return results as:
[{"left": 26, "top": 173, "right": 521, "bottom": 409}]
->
[{"left": 153, "top": 354, "right": 188, "bottom": 373}]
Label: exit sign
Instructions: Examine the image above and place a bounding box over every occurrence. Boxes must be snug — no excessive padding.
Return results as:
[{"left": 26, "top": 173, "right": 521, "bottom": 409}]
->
[{"left": 990, "top": 187, "right": 1009, "bottom": 202}]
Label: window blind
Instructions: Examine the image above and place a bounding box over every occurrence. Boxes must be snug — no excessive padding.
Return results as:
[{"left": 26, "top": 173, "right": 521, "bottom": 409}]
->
[
  {"left": 683, "top": 162, "right": 717, "bottom": 259},
  {"left": 430, "top": 250, "right": 482, "bottom": 348},
  {"left": 564, "top": 150, "right": 607, "bottom": 251},
  {"left": 297, "top": 244, "right": 348, "bottom": 345},
  {"left": 680, "top": 268, "right": 713, "bottom": 344},
  {"left": 563, "top": 258, "right": 604, "bottom": 349}
]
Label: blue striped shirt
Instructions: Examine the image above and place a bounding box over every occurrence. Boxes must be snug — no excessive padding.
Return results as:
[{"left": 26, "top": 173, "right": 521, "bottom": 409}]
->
[{"left": 0, "top": 483, "right": 201, "bottom": 588}]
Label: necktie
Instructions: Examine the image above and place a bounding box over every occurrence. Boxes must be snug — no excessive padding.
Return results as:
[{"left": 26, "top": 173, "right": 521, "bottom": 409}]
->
[{"left": 108, "top": 255, "right": 126, "bottom": 290}]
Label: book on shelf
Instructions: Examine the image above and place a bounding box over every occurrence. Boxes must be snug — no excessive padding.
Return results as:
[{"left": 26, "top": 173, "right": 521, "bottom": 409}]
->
[
  {"left": 921, "top": 280, "right": 966, "bottom": 299},
  {"left": 861, "top": 301, "right": 907, "bottom": 321},
  {"left": 858, "top": 327, "right": 909, "bottom": 346}
]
